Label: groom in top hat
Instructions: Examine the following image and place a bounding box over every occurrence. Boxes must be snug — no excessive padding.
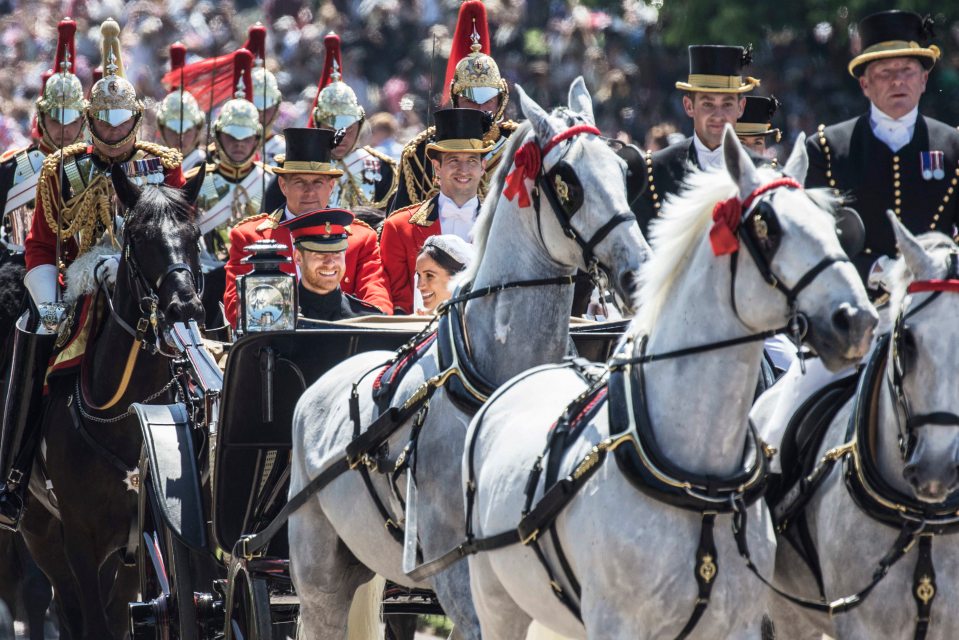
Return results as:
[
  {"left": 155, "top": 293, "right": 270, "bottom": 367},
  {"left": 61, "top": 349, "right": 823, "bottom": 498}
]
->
[
  {"left": 625, "top": 45, "right": 760, "bottom": 235},
  {"left": 806, "top": 9, "right": 959, "bottom": 288}
]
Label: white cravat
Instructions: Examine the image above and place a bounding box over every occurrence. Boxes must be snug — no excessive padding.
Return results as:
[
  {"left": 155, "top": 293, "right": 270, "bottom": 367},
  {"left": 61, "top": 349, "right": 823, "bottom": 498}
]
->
[
  {"left": 437, "top": 192, "right": 479, "bottom": 242},
  {"left": 869, "top": 104, "right": 918, "bottom": 153},
  {"left": 692, "top": 133, "right": 725, "bottom": 170}
]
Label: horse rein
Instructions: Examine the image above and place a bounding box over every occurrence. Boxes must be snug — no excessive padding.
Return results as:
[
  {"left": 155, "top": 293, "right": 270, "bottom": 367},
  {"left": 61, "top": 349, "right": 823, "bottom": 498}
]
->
[{"left": 891, "top": 251, "right": 959, "bottom": 458}]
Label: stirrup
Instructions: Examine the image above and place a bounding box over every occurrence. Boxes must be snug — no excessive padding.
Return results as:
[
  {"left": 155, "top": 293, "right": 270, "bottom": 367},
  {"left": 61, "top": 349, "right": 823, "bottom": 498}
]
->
[{"left": 0, "top": 486, "right": 24, "bottom": 532}]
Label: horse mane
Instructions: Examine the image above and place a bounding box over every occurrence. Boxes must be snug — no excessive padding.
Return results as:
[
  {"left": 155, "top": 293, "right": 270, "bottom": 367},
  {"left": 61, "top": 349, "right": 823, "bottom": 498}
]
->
[
  {"left": 631, "top": 164, "right": 842, "bottom": 336},
  {"left": 884, "top": 232, "right": 957, "bottom": 334},
  {"left": 459, "top": 119, "right": 532, "bottom": 287},
  {"left": 124, "top": 184, "right": 194, "bottom": 239}
]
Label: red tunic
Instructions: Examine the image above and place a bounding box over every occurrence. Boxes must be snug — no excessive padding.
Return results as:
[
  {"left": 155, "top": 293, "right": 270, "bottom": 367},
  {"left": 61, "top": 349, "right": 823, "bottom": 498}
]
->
[
  {"left": 223, "top": 208, "right": 393, "bottom": 327},
  {"left": 379, "top": 196, "right": 442, "bottom": 314},
  {"left": 25, "top": 144, "right": 185, "bottom": 271}
]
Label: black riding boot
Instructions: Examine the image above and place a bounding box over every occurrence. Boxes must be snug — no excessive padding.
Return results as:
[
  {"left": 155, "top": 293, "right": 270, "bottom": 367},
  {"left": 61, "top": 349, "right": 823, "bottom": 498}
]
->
[{"left": 0, "top": 476, "right": 27, "bottom": 532}]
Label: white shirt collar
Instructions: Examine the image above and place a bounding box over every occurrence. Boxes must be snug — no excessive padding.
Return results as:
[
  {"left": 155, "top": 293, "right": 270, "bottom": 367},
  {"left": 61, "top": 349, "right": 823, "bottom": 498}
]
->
[
  {"left": 283, "top": 206, "right": 296, "bottom": 221},
  {"left": 437, "top": 192, "right": 479, "bottom": 218},
  {"left": 869, "top": 104, "right": 919, "bottom": 152},
  {"left": 692, "top": 133, "right": 725, "bottom": 170}
]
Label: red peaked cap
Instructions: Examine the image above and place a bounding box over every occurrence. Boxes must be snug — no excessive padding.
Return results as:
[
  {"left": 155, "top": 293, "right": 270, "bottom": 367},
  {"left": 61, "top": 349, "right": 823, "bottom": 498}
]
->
[
  {"left": 443, "top": 1, "right": 491, "bottom": 105},
  {"left": 53, "top": 18, "right": 78, "bottom": 75},
  {"left": 232, "top": 48, "right": 254, "bottom": 102},
  {"left": 307, "top": 32, "right": 344, "bottom": 128}
]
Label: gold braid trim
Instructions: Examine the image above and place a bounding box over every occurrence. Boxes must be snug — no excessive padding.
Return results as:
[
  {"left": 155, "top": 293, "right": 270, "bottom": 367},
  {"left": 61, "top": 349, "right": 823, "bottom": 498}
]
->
[
  {"left": 39, "top": 143, "right": 114, "bottom": 256},
  {"left": 133, "top": 141, "right": 183, "bottom": 170},
  {"left": 400, "top": 126, "right": 436, "bottom": 203}
]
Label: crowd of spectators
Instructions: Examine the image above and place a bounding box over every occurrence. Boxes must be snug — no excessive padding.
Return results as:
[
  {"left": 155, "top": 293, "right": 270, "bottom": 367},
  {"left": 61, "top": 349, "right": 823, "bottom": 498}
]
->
[{"left": 0, "top": 0, "right": 958, "bottom": 159}]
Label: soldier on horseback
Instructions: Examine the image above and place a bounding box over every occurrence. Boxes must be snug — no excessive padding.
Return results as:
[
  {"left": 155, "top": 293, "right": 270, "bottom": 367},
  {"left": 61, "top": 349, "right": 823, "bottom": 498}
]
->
[
  {"left": 0, "top": 18, "right": 184, "bottom": 530},
  {"left": 389, "top": 0, "right": 517, "bottom": 212},
  {"left": 246, "top": 23, "right": 285, "bottom": 165},
  {"left": 0, "top": 19, "right": 86, "bottom": 254},
  {"left": 155, "top": 43, "right": 207, "bottom": 173}
]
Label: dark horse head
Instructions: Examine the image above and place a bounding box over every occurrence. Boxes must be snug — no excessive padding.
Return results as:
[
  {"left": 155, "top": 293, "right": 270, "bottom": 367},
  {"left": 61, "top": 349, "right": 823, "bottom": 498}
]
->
[{"left": 110, "top": 165, "right": 206, "bottom": 346}]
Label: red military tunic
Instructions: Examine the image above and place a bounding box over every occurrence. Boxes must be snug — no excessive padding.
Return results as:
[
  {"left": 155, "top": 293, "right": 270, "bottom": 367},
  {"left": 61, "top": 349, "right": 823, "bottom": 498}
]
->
[
  {"left": 223, "top": 208, "right": 393, "bottom": 327},
  {"left": 379, "top": 196, "right": 442, "bottom": 314},
  {"left": 25, "top": 142, "right": 185, "bottom": 271}
]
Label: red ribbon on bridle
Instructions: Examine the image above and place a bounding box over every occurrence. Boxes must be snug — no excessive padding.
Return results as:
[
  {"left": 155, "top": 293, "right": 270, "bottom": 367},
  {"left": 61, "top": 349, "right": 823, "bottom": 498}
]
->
[
  {"left": 709, "top": 177, "right": 803, "bottom": 256},
  {"left": 907, "top": 279, "right": 959, "bottom": 294},
  {"left": 503, "top": 124, "right": 601, "bottom": 208}
]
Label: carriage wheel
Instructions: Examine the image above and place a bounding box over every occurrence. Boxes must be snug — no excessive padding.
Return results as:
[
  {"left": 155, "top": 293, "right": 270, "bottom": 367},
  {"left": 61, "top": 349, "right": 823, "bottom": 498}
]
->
[
  {"left": 223, "top": 560, "right": 273, "bottom": 640},
  {"left": 131, "top": 454, "right": 199, "bottom": 640}
]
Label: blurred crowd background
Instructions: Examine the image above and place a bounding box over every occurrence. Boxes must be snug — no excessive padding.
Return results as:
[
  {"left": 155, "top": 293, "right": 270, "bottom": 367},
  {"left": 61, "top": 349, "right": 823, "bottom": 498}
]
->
[{"left": 0, "top": 0, "right": 956, "bottom": 159}]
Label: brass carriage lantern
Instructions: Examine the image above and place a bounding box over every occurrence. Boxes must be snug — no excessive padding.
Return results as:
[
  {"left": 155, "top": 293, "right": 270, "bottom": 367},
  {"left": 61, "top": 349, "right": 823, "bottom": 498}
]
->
[{"left": 236, "top": 240, "right": 297, "bottom": 336}]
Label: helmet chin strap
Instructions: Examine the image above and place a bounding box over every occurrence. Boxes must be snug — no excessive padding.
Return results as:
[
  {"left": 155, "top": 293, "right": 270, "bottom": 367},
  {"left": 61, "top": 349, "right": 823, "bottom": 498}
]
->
[{"left": 88, "top": 112, "right": 142, "bottom": 157}]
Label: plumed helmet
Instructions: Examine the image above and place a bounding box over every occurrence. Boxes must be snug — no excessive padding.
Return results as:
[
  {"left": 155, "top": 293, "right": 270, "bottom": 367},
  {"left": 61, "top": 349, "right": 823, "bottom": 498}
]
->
[
  {"left": 311, "top": 32, "right": 365, "bottom": 132},
  {"left": 214, "top": 48, "right": 261, "bottom": 164},
  {"left": 87, "top": 18, "right": 142, "bottom": 129},
  {"left": 245, "top": 24, "right": 282, "bottom": 118},
  {"left": 37, "top": 19, "right": 86, "bottom": 127},
  {"left": 445, "top": 1, "right": 508, "bottom": 118},
  {"left": 156, "top": 43, "right": 205, "bottom": 134}
]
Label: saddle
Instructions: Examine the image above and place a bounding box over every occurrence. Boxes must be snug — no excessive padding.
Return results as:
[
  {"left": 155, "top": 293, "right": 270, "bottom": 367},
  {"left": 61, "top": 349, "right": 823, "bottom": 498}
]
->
[
  {"left": 44, "top": 293, "right": 101, "bottom": 387},
  {"left": 371, "top": 330, "right": 437, "bottom": 413}
]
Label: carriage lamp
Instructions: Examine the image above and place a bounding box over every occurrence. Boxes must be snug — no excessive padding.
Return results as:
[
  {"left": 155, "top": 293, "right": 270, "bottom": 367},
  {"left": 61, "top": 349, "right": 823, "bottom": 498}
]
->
[{"left": 236, "top": 240, "right": 297, "bottom": 336}]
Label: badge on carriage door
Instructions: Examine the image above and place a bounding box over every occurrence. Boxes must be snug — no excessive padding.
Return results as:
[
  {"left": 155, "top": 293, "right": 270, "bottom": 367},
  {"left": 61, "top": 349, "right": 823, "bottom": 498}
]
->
[{"left": 920, "top": 151, "right": 945, "bottom": 181}]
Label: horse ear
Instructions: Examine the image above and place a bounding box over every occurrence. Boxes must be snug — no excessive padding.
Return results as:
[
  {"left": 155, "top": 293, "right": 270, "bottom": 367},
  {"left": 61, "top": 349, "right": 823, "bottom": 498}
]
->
[
  {"left": 515, "top": 83, "right": 553, "bottom": 143},
  {"left": 781, "top": 132, "right": 809, "bottom": 184},
  {"left": 110, "top": 164, "right": 141, "bottom": 210},
  {"left": 181, "top": 163, "right": 206, "bottom": 206},
  {"left": 567, "top": 76, "right": 595, "bottom": 125},
  {"left": 887, "top": 209, "right": 938, "bottom": 279},
  {"left": 722, "top": 124, "right": 761, "bottom": 200}
]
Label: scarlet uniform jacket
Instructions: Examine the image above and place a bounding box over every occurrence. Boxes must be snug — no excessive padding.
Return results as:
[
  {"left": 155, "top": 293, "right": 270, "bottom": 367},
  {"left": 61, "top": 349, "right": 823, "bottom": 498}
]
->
[
  {"left": 805, "top": 115, "right": 959, "bottom": 281},
  {"left": 25, "top": 143, "right": 184, "bottom": 271},
  {"left": 223, "top": 207, "right": 393, "bottom": 327},
  {"left": 379, "top": 195, "right": 445, "bottom": 314}
]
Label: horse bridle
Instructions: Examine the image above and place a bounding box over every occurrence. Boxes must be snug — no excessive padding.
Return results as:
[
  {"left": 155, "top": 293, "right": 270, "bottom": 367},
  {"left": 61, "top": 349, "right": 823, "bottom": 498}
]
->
[
  {"left": 890, "top": 252, "right": 959, "bottom": 458},
  {"left": 528, "top": 115, "right": 636, "bottom": 276}
]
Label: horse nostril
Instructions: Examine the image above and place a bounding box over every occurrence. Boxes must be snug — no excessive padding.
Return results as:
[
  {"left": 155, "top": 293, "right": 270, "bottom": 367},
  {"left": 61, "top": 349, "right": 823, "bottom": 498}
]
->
[
  {"left": 903, "top": 463, "right": 919, "bottom": 488},
  {"left": 831, "top": 303, "right": 854, "bottom": 334}
]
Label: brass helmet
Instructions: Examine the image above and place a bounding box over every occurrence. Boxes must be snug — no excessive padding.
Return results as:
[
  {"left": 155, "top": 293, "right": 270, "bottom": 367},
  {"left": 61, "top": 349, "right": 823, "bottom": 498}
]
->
[
  {"left": 311, "top": 32, "right": 365, "bottom": 132},
  {"left": 213, "top": 48, "right": 261, "bottom": 166},
  {"left": 156, "top": 43, "right": 205, "bottom": 137},
  {"left": 445, "top": 1, "right": 508, "bottom": 121},
  {"left": 36, "top": 18, "right": 86, "bottom": 146},
  {"left": 244, "top": 24, "right": 281, "bottom": 124},
  {"left": 87, "top": 18, "right": 143, "bottom": 146}
]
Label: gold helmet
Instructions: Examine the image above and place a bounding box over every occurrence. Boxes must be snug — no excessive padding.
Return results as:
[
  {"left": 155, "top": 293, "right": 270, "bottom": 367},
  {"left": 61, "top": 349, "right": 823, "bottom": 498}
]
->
[
  {"left": 87, "top": 18, "right": 143, "bottom": 147},
  {"left": 445, "top": 1, "right": 508, "bottom": 121},
  {"left": 213, "top": 48, "right": 261, "bottom": 166},
  {"left": 311, "top": 32, "right": 365, "bottom": 132},
  {"left": 37, "top": 18, "right": 86, "bottom": 139},
  {"left": 156, "top": 43, "right": 205, "bottom": 136},
  {"left": 244, "top": 24, "right": 281, "bottom": 125}
]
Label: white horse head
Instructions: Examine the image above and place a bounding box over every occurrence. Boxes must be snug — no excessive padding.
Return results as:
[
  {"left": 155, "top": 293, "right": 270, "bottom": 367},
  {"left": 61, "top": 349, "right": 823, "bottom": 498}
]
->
[
  {"left": 467, "top": 76, "right": 649, "bottom": 312},
  {"left": 883, "top": 215, "right": 959, "bottom": 502}
]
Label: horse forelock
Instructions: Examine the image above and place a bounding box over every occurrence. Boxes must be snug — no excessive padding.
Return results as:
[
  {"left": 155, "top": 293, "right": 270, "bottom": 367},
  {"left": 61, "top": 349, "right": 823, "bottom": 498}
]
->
[{"left": 124, "top": 184, "right": 194, "bottom": 239}]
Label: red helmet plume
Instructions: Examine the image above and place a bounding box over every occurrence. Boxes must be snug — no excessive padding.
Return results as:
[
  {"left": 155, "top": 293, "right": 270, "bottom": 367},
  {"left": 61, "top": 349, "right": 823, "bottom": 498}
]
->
[
  {"left": 53, "top": 18, "right": 78, "bottom": 75},
  {"left": 443, "top": 1, "right": 491, "bottom": 105},
  {"left": 307, "top": 32, "right": 344, "bottom": 128},
  {"left": 232, "top": 48, "right": 254, "bottom": 102},
  {"left": 244, "top": 23, "right": 268, "bottom": 62}
]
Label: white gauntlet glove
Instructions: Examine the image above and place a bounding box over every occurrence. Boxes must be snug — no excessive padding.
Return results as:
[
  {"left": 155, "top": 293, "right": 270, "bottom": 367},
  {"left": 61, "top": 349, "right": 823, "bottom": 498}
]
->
[{"left": 95, "top": 255, "right": 120, "bottom": 287}]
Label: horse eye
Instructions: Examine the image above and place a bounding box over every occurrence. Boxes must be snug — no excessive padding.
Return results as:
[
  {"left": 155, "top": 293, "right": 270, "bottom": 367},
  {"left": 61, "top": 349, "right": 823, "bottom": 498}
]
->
[{"left": 897, "top": 327, "right": 918, "bottom": 374}]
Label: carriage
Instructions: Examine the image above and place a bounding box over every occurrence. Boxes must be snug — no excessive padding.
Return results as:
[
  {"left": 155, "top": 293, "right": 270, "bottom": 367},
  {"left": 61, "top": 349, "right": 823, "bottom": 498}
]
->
[{"left": 126, "top": 317, "right": 627, "bottom": 639}]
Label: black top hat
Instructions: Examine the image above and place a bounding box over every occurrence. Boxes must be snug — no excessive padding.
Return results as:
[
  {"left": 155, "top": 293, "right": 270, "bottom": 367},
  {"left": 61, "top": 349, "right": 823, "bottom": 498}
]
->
[
  {"left": 426, "top": 108, "right": 495, "bottom": 157},
  {"left": 675, "top": 45, "right": 759, "bottom": 93},
  {"left": 281, "top": 208, "right": 354, "bottom": 252},
  {"left": 848, "top": 11, "right": 940, "bottom": 77},
  {"left": 735, "top": 95, "right": 781, "bottom": 141},
  {"left": 273, "top": 128, "right": 344, "bottom": 176}
]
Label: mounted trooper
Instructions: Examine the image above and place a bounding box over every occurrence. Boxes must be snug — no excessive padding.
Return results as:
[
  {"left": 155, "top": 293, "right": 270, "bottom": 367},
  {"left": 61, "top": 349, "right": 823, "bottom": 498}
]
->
[
  {"left": 155, "top": 42, "right": 206, "bottom": 173},
  {"left": 735, "top": 95, "right": 782, "bottom": 160},
  {"left": 262, "top": 32, "right": 398, "bottom": 212},
  {"left": 806, "top": 9, "right": 958, "bottom": 289},
  {"left": 0, "top": 19, "right": 86, "bottom": 253},
  {"left": 389, "top": 0, "right": 517, "bottom": 211},
  {"left": 245, "top": 23, "right": 284, "bottom": 165},
  {"left": 624, "top": 45, "right": 759, "bottom": 235},
  {"left": 1, "top": 18, "right": 185, "bottom": 530},
  {"left": 191, "top": 48, "right": 266, "bottom": 261},
  {"left": 381, "top": 107, "right": 492, "bottom": 313}
]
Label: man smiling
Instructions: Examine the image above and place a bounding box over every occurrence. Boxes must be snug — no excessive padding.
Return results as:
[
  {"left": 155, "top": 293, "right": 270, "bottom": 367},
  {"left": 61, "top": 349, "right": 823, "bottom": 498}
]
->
[
  {"left": 626, "top": 45, "right": 759, "bottom": 235},
  {"left": 806, "top": 10, "right": 958, "bottom": 287},
  {"left": 380, "top": 108, "right": 491, "bottom": 313}
]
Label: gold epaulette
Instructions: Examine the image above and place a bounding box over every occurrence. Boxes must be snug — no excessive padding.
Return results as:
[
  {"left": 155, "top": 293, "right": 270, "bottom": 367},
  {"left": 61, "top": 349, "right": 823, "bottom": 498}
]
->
[
  {"left": 407, "top": 199, "right": 436, "bottom": 226},
  {"left": 230, "top": 211, "right": 270, "bottom": 231},
  {"left": 134, "top": 141, "right": 183, "bottom": 170},
  {"left": 352, "top": 217, "right": 374, "bottom": 231},
  {"left": 0, "top": 145, "right": 27, "bottom": 163}
]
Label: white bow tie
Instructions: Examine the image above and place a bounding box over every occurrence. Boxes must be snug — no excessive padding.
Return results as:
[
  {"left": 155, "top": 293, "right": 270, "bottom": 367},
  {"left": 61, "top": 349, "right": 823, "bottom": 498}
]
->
[{"left": 443, "top": 206, "right": 474, "bottom": 222}]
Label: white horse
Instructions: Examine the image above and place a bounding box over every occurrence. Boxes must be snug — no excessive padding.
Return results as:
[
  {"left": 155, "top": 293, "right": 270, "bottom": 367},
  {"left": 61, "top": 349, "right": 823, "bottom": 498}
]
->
[
  {"left": 766, "top": 217, "right": 959, "bottom": 640},
  {"left": 288, "top": 78, "right": 649, "bottom": 639},
  {"left": 463, "top": 128, "right": 878, "bottom": 639}
]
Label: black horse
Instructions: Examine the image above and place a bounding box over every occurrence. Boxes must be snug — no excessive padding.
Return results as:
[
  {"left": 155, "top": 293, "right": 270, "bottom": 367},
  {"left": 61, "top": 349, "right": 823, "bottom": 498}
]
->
[{"left": 18, "top": 166, "right": 205, "bottom": 639}]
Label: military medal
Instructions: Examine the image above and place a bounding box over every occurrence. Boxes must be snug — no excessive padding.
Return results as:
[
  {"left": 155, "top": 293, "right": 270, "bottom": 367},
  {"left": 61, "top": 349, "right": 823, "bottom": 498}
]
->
[{"left": 921, "top": 151, "right": 945, "bottom": 181}]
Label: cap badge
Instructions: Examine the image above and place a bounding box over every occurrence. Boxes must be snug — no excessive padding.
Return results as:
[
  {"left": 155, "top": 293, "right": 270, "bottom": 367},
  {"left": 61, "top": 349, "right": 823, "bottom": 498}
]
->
[
  {"left": 325, "top": 222, "right": 333, "bottom": 235},
  {"left": 554, "top": 174, "right": 570, "bottom": 205}
]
